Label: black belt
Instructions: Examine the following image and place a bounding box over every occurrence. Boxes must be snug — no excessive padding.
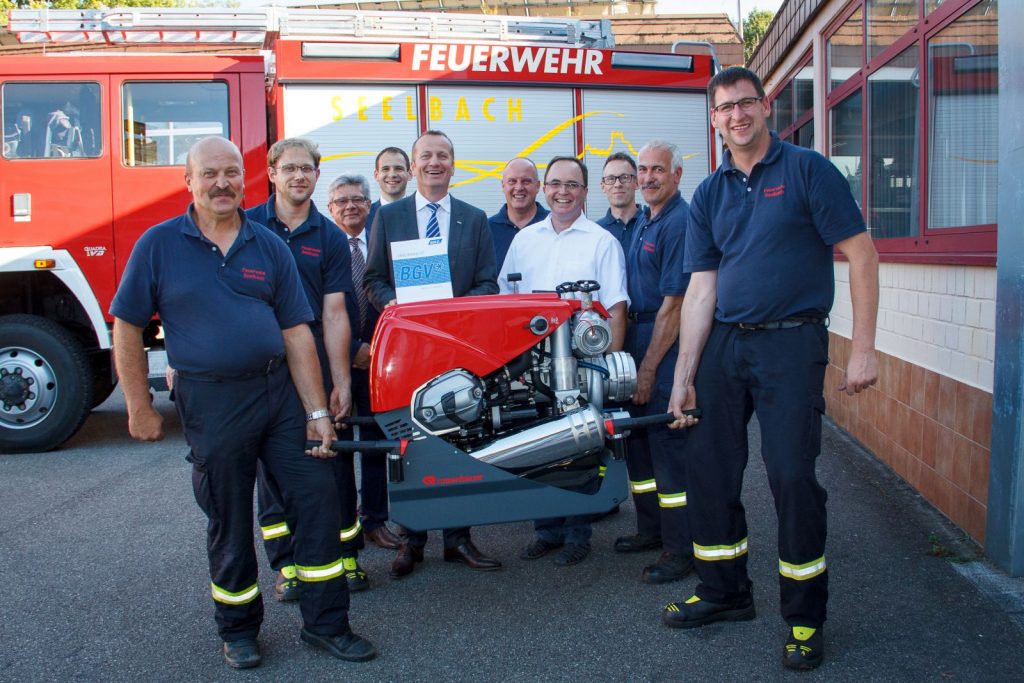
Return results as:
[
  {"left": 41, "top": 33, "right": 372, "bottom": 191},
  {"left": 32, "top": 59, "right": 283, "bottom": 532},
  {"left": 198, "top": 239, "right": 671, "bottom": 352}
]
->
[
  {"left": 628, "top": 311, "right": 658, "bottom": 323},
  {"left": 728, "top": 315, "right": 827, "bottom": 331},
  {"left": 175, "top": 354, "right": 285, "bottom": 382}
]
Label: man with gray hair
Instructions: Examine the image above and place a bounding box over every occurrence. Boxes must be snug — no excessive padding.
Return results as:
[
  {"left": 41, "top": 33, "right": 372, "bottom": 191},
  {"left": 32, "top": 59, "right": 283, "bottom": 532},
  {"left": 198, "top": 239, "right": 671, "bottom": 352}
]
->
[
  {"left": 246, "top": 138, "right": 369, "bottom": 602},
  {"left": 327, "top": 173, "right": 402, "bottom": 565},
  {"left": 616, "top": 139, "right": 694, "bottom": 585}
]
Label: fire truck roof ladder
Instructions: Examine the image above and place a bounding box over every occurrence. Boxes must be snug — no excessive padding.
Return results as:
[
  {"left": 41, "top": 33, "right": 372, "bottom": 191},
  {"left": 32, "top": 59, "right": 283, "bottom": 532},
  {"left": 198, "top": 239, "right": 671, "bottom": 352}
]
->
[{"left": 8, "top": 8, "right": 614, "bottom": 48}]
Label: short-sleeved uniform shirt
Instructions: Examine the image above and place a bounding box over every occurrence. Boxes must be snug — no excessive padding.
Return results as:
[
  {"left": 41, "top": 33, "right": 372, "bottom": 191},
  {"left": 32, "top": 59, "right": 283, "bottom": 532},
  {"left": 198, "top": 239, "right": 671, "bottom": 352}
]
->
[
  {"left": 488, "top": 202, "right": 549, "bottom": 269},
  {"left": 596, "top": 205, "right": 641, "bottom": 252},
  {"left": 110, "top": 206, "right": 313, "bottom": 376},
  {"left": 685, "top": 134, "right": 866, "bottom": 323},
  {"left": 246, "top": 197, "right": 352, "bottom": 323},
  {"left": 498, "top": 213, "right": 629, "bottom": 310},
  {"left": 627, "top": 191, "right": 689, "bottom": 318}
]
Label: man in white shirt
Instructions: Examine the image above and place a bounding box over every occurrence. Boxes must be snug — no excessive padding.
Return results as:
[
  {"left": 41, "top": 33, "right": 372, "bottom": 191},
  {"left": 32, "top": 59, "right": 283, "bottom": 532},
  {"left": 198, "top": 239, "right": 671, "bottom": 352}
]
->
[{"left": 500, "top": 155, "right": 629, "bottom": 565}]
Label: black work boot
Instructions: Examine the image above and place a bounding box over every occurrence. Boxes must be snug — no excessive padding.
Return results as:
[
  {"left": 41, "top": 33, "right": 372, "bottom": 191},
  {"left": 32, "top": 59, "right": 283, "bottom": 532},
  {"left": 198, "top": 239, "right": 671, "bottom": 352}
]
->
[
  {"left": 783, "top": 626, "right": 824, "bottom": 670},
  {"left": 662, "top": 593, "right": 756, "bottom": 629},
  {"left": 641, "top": 552, "right": 694, "bottom": 584}
]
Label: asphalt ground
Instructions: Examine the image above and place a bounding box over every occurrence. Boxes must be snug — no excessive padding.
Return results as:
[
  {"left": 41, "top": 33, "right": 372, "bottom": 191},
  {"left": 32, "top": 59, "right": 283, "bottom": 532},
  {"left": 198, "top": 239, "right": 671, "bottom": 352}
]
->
[{"left": 2, "top": 390, "right": 1023, "bottom": 682}]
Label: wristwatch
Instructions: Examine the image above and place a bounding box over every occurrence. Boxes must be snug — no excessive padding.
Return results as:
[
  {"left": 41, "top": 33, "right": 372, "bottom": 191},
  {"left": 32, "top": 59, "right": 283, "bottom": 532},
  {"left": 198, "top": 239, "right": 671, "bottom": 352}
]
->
[{"left": 306, "top": 408, "right": 330, "bottom": 421}]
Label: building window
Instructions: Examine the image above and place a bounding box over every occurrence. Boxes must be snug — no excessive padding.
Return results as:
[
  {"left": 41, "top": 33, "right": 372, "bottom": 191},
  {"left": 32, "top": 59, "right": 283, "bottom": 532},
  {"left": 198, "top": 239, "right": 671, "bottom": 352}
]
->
[
  {"left": 927, "top": 1, "right": 998, "bottom": 229},
  {"left": 822, "top": 0, "right": 997, "bottom": 262},
  {"left": 828, "top": 5, "right": 863, "bottom": 91},
  {"left": 867, "top": 0, "right": 919, "bottom": 61},
  {"left": 771, "top": 51, "right": 814, "bottom": 148},
  {"left": 122, "top": 81, "right": 229, "bottom": 167},
  {"left": 867, "top": 44, "right": 919, "bottom": 239},
  {"left": 830, "top": 91, "right": 863, "bottom": 204}
]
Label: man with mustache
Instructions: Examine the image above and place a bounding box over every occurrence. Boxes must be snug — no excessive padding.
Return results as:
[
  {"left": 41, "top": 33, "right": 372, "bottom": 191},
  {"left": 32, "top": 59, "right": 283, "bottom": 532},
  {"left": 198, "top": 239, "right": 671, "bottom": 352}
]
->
[
  {"left": 246, "top": 138, "right": 370, "bottom": 598},
  {"left": 111, "top": 136, "right": 376, "bottom": 669},
  {"left": 364, "top": 129, "right": 502, "bottom": 578},
  {"left": 618, "top": 140, "right": 693, "bottom": 585},
  {"left": 489, "top": 157, "right": 548, "bottom": 268}
]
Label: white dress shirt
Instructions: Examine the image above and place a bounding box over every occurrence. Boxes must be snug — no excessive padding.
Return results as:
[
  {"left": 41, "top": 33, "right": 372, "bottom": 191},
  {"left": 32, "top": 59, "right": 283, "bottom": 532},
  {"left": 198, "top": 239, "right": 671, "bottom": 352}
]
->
[
  {"left": 499, "top": 212, "right": 630, "bottom": 309},
  {"left": 347, "top": 227, "right": 368, "bottom": 260},
  {"left": 414, "top": 191, "right": 452, "bottom": 240}
]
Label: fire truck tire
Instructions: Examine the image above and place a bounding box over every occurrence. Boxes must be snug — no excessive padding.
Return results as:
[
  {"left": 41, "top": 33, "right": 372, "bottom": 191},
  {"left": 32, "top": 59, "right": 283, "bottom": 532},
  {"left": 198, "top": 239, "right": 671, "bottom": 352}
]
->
[
  {"left": 0, "top": 314, "right": 95, "bottom": 453},
  {"left": 90, "top": 350, "right": 118, "bottom": 409}
]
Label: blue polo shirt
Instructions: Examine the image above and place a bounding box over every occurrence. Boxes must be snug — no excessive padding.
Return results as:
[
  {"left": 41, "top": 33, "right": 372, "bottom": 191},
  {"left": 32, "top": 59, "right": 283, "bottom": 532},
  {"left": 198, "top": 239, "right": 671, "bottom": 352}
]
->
[
  {"left": 489, "top": 202, "right": 549, "bottom": 269},
  {"left": 110, "top": 206, "right": 313, "bottom": 376},
  {"left": 685, "top": 134, "right": 866, "bottom": 323},
  {"left": 597, "top": 205, "right": 641, "bottom": 251},
  {"left": 627, "top": 191, "right": 689, "bottom": 318},
  {"left": 246, "top": 197, "right": 352, "bottom": 324}
]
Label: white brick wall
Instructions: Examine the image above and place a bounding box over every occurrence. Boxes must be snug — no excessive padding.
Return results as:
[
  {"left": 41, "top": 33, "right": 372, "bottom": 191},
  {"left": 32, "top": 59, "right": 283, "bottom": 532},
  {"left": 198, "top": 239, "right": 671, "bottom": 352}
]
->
[{"left": 831, "top": 262, "right": 995, "bottom": 391}]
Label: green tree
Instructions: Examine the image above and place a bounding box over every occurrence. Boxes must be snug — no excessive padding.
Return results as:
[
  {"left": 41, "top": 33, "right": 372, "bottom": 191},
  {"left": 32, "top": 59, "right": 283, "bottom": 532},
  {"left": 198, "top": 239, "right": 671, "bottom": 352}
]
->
[{"left": 743, "top": 8, "right": 775, "bottom": 63}]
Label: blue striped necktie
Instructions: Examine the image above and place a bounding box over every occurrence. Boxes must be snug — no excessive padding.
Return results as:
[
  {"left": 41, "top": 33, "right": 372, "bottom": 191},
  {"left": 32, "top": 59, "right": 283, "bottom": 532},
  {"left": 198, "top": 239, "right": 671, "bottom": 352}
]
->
[{"left": 426, "top": 202, "right": 440, "bottom": 238}]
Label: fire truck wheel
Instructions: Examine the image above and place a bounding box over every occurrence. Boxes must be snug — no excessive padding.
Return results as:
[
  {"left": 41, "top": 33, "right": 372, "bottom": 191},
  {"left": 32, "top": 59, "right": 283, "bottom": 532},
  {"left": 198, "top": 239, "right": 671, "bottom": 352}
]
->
[
  {"left": 0, "top": 314, "right": 95, "bottom": 453},
  {"left": 90, "top": 350, "right": 118, "bottom": 409}
]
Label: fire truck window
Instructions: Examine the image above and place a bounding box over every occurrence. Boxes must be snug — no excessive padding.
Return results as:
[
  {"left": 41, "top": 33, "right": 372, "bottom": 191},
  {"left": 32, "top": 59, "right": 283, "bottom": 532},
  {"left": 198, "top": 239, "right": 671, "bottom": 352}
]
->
[
  {"left": 121, "top": 82, "right": 229, "bottom": 167},
  {"left": 2, "top": 82, "right": 101, "bottom": 159}
]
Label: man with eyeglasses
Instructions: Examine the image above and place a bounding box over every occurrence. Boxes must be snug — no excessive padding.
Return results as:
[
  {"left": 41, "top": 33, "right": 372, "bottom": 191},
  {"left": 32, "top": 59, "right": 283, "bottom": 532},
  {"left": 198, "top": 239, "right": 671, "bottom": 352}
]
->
[
  {"left": 326, "top": 173, "right": 403, "bottom": 565},
  {"left": 596, "top": 152, "right": 642, "bottom": 250},
  {"left": 499, "top": 155, "right": 629, "bottom": 567},
  {"left": 111, "top": 136, "right": 375, "bottom": 669},
  {"left": 365, "top": 129, "right": 502, "bottom": 579},
  {"left": 367, "top": 147, "right": 411, "bottom": 231},
  {"left": 663, "top": 67, "right": 879, "bottom": 671},
  {"left": 488, "top": 157, "right": 549, "bottom": 267},
  {"left": 245, "top": 139, "right": 370, "bottom": 605},
  {"left": 612, "top": 140, "right": 695, "bottom": 588}
]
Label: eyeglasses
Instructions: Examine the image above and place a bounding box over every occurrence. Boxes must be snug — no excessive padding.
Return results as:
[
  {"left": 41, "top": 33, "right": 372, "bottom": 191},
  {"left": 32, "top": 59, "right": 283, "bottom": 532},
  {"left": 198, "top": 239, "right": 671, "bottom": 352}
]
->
[
  {"left": 711, "top": 96, "right": 764, "bottom": 116},
  {"left": 545, "top": 180, "right": 585, "bottom": 191},
  {"left": 277, "top": 164, "right": 317, "bottom": 175},
  {"left": 601, "top": 173, "right": 636, "bottom": 186},
  {"left": 331, "top": 196, "right": 369, "bottom": 206}
]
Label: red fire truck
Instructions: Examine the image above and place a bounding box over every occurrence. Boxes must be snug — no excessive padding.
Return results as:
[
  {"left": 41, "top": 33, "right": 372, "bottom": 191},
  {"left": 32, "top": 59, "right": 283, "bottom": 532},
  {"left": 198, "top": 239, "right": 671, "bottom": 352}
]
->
[{"left": 0, "top": 7, "right": 718, "bottom": 452}]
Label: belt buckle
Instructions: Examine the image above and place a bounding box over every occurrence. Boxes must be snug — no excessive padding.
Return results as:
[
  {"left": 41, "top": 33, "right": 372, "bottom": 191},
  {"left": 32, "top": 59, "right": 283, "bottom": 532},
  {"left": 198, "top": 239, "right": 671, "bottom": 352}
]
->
[{"left": 737, "top": 322, "right": 757, "bottom": 331}]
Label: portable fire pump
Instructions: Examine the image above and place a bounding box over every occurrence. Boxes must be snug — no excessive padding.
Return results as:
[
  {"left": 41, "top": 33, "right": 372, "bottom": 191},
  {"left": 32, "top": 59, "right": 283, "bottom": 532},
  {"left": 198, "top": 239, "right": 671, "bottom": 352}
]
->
[{"left": 320, "top": 281, "right": 688, "bottom": 530}]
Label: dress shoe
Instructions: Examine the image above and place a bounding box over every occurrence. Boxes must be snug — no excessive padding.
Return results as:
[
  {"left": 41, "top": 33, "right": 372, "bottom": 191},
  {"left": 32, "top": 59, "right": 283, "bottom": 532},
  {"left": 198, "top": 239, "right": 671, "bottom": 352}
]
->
[
  {"left": 553, "top": 543, "right": 590, "bottom": 566},
  {"left": 641, "top": 552, "right": 694, "bottom": 584},
  {"left": 519, "top": 538, "right": 563, "bottom": 561},
  {"left": 662, "top": 593, "right": 756, "bottom": 629},
  {"left": 223, "top": 638, "right": 261, "bottom": 669},
  {"left": 443, "top": 541, "right": 502, "bottom": 571},
  {"left": 300, "top": 628, "right": 378, "bottom": 662},
  {"left": 389, "top": 544, "right": 424, "bottom": 579},
  {"left": 343, "top": 556, "right": 369, "bottom": 592},
  {"left": 614, "top": 533, "right": 662, "bottom": 553},
  {"left": 364, "top": 524, "right": 402, "bottom": 550},
  {"left": 274, "top": 566, "right": 301, "bottom": 602},
  {"left": 783, "top": 626, "right": 824, "bottom": 670}
]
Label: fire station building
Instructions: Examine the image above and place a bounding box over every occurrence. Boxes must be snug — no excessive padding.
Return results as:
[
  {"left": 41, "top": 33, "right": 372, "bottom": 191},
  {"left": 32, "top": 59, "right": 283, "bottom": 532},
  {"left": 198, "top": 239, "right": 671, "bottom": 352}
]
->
[{"left": 748, "top": 0, "right": 1023, "bottom": 575}]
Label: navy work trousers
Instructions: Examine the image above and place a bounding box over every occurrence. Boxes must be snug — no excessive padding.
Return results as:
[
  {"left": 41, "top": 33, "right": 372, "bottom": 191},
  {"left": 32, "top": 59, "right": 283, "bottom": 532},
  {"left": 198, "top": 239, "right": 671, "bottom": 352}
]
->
[
  {"left": 685, "top": 320, "right": 829, "bottom": 627},
  {"left": 175, "top": 362, "right": 350, "bottom": 642}
]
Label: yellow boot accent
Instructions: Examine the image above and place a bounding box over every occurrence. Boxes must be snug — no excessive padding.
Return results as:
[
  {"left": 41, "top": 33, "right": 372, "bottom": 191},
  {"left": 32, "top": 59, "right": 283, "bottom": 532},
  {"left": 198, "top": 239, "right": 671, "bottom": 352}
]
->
[
  {"left": 280, "top": 565, "right": 297, "bottom": 579},
  {"left": 793, "top": 626, "right": 816, "bottom": 641}
]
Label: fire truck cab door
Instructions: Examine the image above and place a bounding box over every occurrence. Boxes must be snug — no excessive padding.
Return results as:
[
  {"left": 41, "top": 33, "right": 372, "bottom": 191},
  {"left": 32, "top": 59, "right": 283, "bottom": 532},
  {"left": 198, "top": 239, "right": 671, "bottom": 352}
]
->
[{"left": 1, "top": 76, "right": 114, "bottom": 298}]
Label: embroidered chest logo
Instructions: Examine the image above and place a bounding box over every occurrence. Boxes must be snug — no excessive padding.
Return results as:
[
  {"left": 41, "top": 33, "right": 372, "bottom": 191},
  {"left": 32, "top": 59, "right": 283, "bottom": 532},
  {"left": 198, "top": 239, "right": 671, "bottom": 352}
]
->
[
  {"left": 242, "top": 268, "right": 267, "bottom": 281},
  {"left": 642, "top": 240, "right": 656, "bottom": 253},
  {"left": 300, "top": 245, "right": 321, "bottom": 258},
  {"left": 763, "top": 184, "right": 786, "bottom": 198}
]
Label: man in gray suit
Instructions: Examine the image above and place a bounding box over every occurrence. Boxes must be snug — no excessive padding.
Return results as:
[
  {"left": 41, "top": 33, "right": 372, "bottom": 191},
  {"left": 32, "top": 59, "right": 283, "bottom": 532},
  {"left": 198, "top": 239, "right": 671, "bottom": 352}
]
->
[{"left": 364, "top": 129, "right": 501, "bottom": 579}]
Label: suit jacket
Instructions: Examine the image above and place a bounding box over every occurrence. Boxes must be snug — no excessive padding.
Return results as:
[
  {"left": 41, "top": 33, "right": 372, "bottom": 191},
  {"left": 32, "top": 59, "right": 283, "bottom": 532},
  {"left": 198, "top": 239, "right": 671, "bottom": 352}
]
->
[
  {"left": 364, "top": 194, "right": 498, "bottom": 311},
  {"left": 343, "top": 221, "right": 380, "bottom": 359}
]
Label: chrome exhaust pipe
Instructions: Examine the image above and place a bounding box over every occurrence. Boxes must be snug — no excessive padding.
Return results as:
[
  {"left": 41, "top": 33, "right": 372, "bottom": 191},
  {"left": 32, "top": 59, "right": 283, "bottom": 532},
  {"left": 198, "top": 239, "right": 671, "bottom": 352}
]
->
[{"left": 470, "top": 404, "right": 605, "bottom": 471}]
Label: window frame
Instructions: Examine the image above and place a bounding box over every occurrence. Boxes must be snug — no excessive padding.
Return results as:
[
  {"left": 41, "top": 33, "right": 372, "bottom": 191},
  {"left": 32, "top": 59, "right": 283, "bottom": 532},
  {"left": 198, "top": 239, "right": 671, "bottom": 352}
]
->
[{"left": 821, "top": 0, "right": 996, "bottom": 265}]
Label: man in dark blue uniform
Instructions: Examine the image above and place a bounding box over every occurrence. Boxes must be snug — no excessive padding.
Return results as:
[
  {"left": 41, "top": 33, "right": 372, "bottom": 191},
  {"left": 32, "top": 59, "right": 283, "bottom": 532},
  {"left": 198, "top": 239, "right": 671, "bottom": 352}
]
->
[
  {"left": 246, "top": 138, "right": 370, "bottom": 596},
  {"left": 619, "top": 140, "right": 693, "bottom": 585},
  {"left": 596, "top": 152, "right": 641, "bottom": 251},
  {"left": 366, "top": 147, "right": 411, "bottom": 231},
  {"left": 326, "top": 173, "right": 402, "bottom": 555},
  {"left": 111, "top": 136, "right": 376, "bottom": 668},
  {"left": 365, "top": 130, "right": 502, "bottom": 578},
  {"left": 488, "top": 157, "right": 548, "bottom": 268},
  {"left": 665, "top": 68, "right": 879, "bottom": 671}
]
